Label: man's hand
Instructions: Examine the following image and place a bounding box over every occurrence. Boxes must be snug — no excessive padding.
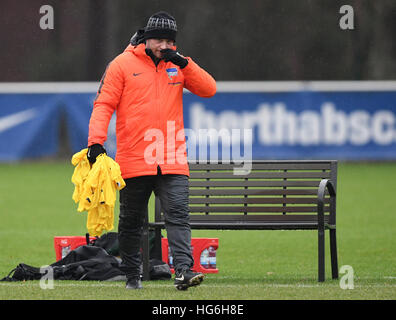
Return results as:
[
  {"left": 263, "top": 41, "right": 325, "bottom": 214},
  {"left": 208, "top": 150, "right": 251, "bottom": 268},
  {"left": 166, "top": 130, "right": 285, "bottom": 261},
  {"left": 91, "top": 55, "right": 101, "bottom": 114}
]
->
[
  {"left": 87, "top": 144, "right": 106, "bottom": 164},
  {"left": 160, "top": 49, "right": 188, "bottom": 69}
]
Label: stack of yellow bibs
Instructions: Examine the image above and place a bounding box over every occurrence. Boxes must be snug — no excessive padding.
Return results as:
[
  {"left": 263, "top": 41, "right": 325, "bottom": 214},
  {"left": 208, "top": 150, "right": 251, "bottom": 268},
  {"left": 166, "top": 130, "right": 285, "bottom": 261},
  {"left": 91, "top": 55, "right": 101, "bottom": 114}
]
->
[{"left": 71, "top": 149, "right": 125, "bottom": 237}]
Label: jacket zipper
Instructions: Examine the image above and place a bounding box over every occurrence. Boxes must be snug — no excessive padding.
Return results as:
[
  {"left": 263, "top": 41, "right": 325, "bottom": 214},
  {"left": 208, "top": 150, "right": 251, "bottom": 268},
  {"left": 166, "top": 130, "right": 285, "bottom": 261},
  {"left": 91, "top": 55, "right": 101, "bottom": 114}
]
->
[{"left": 155, "top": 63, "right": 161, "bottom": 168}]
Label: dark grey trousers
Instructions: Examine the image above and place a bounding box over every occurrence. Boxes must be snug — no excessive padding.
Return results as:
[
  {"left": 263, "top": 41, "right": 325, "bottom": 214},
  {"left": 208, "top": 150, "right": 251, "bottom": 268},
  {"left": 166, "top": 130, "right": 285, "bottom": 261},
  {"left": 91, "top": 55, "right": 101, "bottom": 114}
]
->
[{"left": 118, "top": 169, "right": 193, "bottom": 279}]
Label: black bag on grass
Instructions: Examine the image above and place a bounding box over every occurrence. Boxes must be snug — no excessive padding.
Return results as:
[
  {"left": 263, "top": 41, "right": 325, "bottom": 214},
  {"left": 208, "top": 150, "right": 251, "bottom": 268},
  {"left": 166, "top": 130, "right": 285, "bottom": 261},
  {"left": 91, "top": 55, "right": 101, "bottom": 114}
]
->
[
  {"left": 50, "top": 245, "right": 125, "bottom": 281},
  {"left": 1, "top": 244, "right": 171, "bottom": 282},
  {"left": 89, "top": 230, "right": 159, "bottom": 258},
  {"left": 89, "top": 232, "right": 119, "bottom": 256},
  {"left": 1, "top": 246, "right": 125, "bottom": 282},
  {"left": 149, "top": 259, "right": 172, "bottom": 280},
  {"left": 1, "top": 263, "right": 42, "bottom": 281}
]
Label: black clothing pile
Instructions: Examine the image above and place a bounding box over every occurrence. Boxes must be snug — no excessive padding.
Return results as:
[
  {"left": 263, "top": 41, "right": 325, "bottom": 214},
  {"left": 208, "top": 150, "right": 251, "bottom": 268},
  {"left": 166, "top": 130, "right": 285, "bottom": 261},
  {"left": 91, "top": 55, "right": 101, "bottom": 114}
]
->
[{"left": 1, "top": 232, "right": 171, "bottom": 282}]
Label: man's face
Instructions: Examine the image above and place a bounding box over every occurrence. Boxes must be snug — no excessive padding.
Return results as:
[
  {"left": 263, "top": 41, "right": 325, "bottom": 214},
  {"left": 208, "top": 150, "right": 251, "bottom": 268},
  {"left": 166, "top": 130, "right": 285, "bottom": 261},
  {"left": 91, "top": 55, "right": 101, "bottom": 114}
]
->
[{"left": 146, "top": 38, "right": 175, "bottom": 59}]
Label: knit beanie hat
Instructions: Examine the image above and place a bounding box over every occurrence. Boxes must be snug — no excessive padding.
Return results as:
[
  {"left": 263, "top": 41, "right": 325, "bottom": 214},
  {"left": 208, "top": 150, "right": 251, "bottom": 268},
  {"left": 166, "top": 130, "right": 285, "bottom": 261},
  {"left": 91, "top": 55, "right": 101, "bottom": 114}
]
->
[{"left": 143, "top": 11, "right": 177, "bottom": 41}]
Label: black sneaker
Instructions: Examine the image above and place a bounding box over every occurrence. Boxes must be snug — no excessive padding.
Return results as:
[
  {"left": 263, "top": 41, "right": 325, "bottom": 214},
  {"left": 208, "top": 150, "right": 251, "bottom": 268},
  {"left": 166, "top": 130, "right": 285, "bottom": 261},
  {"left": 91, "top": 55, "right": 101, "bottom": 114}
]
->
[
  {"left": 126, "top": 277, "right": 143, "bottom": 290},
  {"left": 174, "top": 269, "right": 204, "bottom": 290}
]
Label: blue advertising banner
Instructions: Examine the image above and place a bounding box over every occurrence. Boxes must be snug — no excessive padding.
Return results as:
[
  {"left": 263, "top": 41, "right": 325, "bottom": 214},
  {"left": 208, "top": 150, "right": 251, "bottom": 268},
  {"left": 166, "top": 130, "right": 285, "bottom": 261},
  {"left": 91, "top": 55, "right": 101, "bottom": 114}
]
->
[
  {"left": 182, "top": 90, "right": 396, "bottom": 160},
  {"left": 0, "top": 82, "right": 395, "bottom": 161},
  {"left": 0, "top": 94, "right": 61, "bottom": 161},
  {"left": 62, "top": 93, "right": 95, "bottom": 153}
]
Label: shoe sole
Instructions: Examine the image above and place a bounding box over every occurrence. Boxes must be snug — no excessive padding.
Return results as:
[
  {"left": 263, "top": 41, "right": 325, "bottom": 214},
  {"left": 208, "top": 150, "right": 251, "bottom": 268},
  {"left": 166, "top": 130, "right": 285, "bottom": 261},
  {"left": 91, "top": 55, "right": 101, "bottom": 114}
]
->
[
  {"left": 175, "top": 273, "right": 204, "bottom": 291},
  {"left": 126, "top": 285, "right": 143, "bottom": 290}
]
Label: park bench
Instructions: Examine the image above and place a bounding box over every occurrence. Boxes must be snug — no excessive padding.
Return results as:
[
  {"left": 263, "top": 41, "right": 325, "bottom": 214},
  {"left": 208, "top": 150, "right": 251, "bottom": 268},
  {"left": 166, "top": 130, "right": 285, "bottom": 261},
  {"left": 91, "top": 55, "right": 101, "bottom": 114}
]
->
[{"left": 142, "top": 160, "right": 338, "bottom": 282}]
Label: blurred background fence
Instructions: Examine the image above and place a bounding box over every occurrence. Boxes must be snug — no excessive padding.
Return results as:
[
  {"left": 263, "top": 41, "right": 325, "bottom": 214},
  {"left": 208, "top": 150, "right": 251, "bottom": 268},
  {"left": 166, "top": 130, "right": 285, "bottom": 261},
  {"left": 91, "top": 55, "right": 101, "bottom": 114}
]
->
[{"left": 1, "top": 0, "right": 396, "bottom": 162}]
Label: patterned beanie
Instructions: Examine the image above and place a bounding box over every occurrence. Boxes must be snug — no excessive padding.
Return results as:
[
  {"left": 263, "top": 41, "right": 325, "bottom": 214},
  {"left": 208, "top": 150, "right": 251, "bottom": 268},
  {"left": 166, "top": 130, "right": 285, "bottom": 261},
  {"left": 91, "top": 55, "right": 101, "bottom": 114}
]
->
[{"left": 143, "top": 11, "right": 177, "bottom": 41}]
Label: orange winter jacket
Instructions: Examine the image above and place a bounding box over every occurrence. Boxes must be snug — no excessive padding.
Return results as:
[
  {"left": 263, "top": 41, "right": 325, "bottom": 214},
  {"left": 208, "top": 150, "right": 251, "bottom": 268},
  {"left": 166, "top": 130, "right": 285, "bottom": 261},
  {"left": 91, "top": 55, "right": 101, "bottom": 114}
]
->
[{"left": 88, "top": 43, "right": 216, "bottom": 179}]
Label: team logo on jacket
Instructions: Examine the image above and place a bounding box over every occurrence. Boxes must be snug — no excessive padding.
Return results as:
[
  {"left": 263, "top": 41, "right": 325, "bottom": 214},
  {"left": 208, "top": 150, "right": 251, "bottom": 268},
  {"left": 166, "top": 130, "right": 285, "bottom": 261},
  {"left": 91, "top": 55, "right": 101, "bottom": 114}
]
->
[{"left": 166, "top": 68, "right": 178, "bottom": 80}]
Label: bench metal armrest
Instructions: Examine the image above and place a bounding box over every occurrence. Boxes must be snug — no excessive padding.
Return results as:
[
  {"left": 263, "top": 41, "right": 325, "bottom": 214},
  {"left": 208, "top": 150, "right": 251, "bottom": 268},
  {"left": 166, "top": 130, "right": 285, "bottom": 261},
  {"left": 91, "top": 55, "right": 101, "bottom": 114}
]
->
[{"left": 317, "top": 179, "right": 336, "bottom": 231}]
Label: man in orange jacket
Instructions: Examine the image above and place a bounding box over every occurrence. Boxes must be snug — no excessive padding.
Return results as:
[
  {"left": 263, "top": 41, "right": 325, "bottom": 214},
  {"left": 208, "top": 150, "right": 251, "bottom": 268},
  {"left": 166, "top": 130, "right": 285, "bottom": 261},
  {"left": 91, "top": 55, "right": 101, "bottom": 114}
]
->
[{"left": 87, "top": 11, "right": 216, "bottom": 290}]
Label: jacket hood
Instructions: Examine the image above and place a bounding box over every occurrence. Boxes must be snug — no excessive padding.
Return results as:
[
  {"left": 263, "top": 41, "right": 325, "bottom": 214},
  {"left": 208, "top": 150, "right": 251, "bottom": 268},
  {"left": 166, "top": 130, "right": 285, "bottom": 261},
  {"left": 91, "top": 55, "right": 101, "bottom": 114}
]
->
[{"left": 124, "top": 43, "right": 138, "bottom": 53}]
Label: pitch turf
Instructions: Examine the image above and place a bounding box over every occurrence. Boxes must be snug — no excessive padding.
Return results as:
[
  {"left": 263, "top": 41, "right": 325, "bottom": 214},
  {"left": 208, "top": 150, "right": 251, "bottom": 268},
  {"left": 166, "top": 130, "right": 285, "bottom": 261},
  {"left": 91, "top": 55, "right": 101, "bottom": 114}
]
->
[{"left": 0, "top": 161, "right": 395, "bottom": 300}]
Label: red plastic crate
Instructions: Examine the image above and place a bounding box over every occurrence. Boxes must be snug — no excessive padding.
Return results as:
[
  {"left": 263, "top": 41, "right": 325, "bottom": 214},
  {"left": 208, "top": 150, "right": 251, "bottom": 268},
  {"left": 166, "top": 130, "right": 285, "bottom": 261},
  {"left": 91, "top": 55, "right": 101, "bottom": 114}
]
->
[
  {"left": 54, "top": 236, "right": 95, "bottom": 261},
  {"left": 162, "top": 238, "right": 219, "bottom": 273}
]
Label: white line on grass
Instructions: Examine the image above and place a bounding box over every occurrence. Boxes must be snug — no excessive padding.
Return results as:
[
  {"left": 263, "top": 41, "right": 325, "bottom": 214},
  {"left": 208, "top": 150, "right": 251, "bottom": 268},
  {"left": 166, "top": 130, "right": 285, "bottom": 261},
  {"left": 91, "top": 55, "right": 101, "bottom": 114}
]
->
[{"left": 1, "top": 283, "right": 396, "bottom": 289}]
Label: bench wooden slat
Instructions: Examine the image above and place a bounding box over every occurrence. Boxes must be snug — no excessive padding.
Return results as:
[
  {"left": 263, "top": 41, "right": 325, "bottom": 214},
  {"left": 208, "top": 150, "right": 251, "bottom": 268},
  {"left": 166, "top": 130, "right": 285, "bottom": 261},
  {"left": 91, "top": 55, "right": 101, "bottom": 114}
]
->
[
  {"left": 189, "top": 180, "right": 322, "bottom": 187},
  {"left": 188, "top": 206, "right": 330, "bottom": 213},
  {"left": 188, "top": 214, "right": 328, "bottom": 222},
  {"left": 189, "top": 189, "right": 323, "bottom": 196},
  {"left": 189, "top": 197, "right": 330, "bottom": 204},
  {"left": 189, "top": 163, "right": 332, "bottom": 170},
  {"left": 150, "top": 222, "right": 323, "bottom": 230},
  {"left": 150, "top": 215, "right": 332, "bottom": 230},
  {"left": 187, "top": 223, "right": 320, "bottom": 230},
  {"left": 189, "top": 171, "right": 331, "bottom": 179}
]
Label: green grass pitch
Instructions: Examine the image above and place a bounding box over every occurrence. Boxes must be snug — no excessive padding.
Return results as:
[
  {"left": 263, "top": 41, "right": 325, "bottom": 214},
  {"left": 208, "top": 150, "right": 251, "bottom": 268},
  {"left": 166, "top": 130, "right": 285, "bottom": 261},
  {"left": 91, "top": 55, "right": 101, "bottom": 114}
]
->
[{"left": 0, "top": 161, "right": 395, "bottom": 300}]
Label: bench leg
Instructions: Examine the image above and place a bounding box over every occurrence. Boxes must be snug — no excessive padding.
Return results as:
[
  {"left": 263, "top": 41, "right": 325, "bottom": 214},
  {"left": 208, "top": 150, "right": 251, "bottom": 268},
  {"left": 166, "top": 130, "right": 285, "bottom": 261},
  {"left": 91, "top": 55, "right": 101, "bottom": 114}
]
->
[
  {"left": 318, "top": 229, "right": 325, "bottom": 282},
  {"left": 152, "top": 227, "right": 163, "bottom": 260},
  {"left": 330, "top": 229, "right": 339, "bottom": 279}
]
